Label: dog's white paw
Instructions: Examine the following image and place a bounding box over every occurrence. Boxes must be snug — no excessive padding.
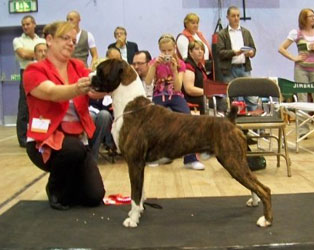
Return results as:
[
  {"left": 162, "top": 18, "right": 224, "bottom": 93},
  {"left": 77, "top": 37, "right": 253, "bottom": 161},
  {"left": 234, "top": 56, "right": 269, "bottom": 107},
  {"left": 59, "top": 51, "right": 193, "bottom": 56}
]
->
[
  {"left": 246, "top": 192, "right": 261, "bottom": 207},
  {"left": 246, "top": 197, "right": 260, "bottom": 207},
  {"left": 123, "top": 217, "right": 138, "bottom": 228},
  {"left": 256, "top": 216, "right": 272, "bottom": 227}
]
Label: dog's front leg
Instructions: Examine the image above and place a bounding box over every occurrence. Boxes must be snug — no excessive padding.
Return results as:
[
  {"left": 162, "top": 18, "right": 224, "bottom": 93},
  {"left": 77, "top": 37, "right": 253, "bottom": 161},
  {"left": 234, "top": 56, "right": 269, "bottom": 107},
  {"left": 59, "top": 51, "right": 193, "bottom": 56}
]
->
[{"left": 123, "top": 162, "right": 145, "bottom": 228}]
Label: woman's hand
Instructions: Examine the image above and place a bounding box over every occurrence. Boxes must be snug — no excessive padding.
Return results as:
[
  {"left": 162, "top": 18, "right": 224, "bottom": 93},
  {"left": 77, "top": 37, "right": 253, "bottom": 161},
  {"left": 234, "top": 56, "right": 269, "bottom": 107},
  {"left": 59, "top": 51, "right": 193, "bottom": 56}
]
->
[
  {"left": 294, "top": 53, "right": 307, "bottom": 62},
  {"left": 76, "top": 77, "right": 91, "bottom": 95},
  {"left": 308, "top": 43, "right": 314, "bottom": 51}
]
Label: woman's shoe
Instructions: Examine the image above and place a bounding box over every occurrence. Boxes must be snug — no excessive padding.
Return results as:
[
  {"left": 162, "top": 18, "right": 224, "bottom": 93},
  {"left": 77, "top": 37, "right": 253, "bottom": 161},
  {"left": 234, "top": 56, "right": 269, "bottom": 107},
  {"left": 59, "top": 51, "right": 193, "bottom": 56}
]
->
[{"left": 46, "top": 185, "right": 70, "bottom": 210}]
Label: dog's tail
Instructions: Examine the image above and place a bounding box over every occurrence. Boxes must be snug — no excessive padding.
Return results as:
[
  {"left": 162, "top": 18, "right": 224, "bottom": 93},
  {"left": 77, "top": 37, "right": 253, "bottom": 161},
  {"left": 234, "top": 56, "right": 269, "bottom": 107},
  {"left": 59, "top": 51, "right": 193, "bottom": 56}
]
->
[{"left": 227, "top": 105, "right": 238, "bottom": 124}]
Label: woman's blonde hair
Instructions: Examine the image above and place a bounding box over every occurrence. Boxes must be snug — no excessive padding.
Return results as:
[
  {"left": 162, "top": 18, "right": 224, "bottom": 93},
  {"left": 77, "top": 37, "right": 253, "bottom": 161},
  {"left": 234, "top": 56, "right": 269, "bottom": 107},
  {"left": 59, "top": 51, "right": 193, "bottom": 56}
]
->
[
  {"left": 184, "top": 13, "right": 199, "bottom": 28},
  {"left": 298, "top": 8, "right": 314, "bottom": 29},
  {"left": 188, "top": 40, "right": 205, "bottom": 53},
  {"left": 43, "top": 21, "right": 75, "bottom": 39}
]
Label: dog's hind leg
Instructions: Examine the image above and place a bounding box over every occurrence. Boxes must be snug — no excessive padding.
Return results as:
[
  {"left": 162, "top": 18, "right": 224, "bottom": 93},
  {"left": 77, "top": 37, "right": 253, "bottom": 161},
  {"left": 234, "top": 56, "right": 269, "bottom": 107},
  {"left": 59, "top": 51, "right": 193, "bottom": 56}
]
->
[
  {"left": 220, "top": 158, "right": 272, "bottom": 227},
  {"left": 123, "top": 161, "right": 145, "bottom": 228}
]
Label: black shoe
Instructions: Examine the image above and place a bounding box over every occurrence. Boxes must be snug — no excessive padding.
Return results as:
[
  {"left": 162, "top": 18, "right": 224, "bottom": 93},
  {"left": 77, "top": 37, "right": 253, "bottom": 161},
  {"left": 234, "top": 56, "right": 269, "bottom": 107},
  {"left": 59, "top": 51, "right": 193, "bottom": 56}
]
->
[{"left": 46, "top": 185, "right": 70, "bottom": 210}]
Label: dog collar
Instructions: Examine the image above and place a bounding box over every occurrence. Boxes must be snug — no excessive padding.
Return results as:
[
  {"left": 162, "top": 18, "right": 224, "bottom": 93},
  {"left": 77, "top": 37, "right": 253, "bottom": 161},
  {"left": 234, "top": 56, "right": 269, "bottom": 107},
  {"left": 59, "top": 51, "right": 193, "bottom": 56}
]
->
[{"left": 113, "top": 102, "right": 154, "bottom": 123}]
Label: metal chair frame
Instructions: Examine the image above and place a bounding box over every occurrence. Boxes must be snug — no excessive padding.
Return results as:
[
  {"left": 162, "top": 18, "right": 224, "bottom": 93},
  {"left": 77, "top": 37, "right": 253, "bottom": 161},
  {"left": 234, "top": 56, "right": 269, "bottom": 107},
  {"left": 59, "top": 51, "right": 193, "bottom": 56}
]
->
[
  {"left": 278, "top": 78, "right": 314, "bottom": 152},
  {"left": 227, "top": 77, "right": 291, "bottom": 177}
]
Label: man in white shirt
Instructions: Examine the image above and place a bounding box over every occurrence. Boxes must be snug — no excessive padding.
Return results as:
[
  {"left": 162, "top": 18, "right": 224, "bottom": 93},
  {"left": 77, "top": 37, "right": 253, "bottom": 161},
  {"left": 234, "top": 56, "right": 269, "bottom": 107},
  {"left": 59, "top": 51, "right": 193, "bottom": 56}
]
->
[
  {"left": 13, "top": 15, "right": 46, "bottom": 147},
  {"left": 66, "top": 10, "right": 98, "bottom": 69},
  {"left": 217, "top": 6, "right": 257, "bottom": 110}
]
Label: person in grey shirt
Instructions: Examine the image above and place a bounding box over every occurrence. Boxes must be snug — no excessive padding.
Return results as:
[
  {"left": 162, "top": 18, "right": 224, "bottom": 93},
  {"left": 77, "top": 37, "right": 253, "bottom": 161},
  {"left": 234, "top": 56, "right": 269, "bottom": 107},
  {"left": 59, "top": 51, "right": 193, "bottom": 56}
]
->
[{"left": 66, "top": 10, "right": 99, "bottom": 69}]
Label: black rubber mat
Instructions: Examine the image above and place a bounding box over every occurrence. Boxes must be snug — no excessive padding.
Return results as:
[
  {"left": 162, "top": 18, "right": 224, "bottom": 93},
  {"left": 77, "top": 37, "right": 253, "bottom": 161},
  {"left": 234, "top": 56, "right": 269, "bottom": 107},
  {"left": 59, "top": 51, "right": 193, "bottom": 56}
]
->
[{"left": 0, "top": 193, "right": 314, "bottom": 249}]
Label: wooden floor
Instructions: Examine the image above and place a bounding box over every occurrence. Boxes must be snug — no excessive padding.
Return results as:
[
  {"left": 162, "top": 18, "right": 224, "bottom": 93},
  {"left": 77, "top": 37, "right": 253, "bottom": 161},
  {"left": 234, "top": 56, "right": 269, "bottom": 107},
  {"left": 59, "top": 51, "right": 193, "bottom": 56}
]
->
[{"left": 1, "top": 124, "right": 314, "bottom": 215}]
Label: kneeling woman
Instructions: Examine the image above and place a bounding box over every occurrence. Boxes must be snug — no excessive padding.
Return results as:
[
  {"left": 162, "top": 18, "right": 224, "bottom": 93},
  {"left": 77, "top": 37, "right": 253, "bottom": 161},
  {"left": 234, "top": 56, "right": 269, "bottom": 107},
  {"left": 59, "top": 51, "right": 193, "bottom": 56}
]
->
[{"left": 24, "top": 21, "right": 105, "bottom": 210}]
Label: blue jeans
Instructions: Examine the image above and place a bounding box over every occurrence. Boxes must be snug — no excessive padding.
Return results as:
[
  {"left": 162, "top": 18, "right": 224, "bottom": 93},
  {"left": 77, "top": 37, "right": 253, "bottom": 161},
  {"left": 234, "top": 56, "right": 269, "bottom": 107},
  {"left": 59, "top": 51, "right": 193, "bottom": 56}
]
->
[
  {"left": 89, "top": 110, "right": 113, "bottom": 160},
  {"left": 153, "top": 95, "right": 198, "bottom": 164},
  {"left": 223, "top": 65, "right": 258, "bottom": 111}
]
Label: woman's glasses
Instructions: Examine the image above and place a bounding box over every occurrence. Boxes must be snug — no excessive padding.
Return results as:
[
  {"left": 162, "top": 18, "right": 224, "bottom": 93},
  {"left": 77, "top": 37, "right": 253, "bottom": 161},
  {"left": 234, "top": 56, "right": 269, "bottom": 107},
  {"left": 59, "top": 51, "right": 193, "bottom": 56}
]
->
[{"left": 59, "top": 35, "right": 76, "bottom": 45}]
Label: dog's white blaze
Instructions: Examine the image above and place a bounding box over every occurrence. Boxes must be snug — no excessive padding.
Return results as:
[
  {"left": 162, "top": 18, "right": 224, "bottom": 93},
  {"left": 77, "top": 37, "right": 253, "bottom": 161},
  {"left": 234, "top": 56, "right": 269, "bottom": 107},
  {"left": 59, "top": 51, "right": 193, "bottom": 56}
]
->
[
  {"left": 246, "top": 192, "right": 261, "bottom": 207},
  {"left": 123, "top": 200, "right": 142, "bottom": 227},
  {"left": 256, "top": 216, "right": 272, "bottom": 227}
]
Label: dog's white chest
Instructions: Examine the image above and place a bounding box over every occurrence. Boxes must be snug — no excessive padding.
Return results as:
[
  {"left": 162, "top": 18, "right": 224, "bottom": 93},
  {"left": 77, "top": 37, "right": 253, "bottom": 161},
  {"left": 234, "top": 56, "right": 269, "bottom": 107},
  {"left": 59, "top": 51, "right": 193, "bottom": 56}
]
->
[{"left": 111, "top": 76, "right": 146, "bottom": 152}]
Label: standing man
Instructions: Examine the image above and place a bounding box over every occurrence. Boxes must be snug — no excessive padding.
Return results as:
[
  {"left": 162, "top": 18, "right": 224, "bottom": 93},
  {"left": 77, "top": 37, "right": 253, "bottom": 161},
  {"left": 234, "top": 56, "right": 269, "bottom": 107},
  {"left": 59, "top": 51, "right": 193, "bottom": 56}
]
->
[
  {"left": 66, "top": 10, "right": 98, "bottom": 69},
  {"left": 217, "top": 6, "right": 257, "bottom": 110},
  {"left": 132, "top": 50, "right": 153, "bottom": 99},
  {"left": 108, "top": 26, "right": 139, "bottom": 64},
  {"left": 13, "top": 15, "right": 45, "bottom": 147}
]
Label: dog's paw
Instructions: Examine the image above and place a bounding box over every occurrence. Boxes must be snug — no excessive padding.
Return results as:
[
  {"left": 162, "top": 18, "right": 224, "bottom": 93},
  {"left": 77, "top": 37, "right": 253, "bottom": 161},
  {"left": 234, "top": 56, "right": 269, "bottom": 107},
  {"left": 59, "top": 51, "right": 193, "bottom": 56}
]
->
[
  {"left": 246, "top": 197, "right": 260, "bottom": 207},
  {"left": 246, "top": 193, "right": 261, "bottom": 207},
  {"left": 123, "top": 217, "right": 138, "bottom": 228},
  {"left": 256, "top": 216, "right": 272, "bottom": 227}
]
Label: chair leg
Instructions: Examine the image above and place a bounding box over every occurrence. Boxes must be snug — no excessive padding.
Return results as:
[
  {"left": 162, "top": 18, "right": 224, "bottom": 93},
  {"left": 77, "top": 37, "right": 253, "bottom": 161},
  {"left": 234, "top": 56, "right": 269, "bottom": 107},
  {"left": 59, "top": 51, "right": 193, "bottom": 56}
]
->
[
  {"left": 277, "top": 128, "right": 282, "bottom": 168},
  {"left": 295, "top": 111, "right": 300, "bottom": 153},
  {"left": 282, "top": 127, "right": 292, "bottom": 177}
]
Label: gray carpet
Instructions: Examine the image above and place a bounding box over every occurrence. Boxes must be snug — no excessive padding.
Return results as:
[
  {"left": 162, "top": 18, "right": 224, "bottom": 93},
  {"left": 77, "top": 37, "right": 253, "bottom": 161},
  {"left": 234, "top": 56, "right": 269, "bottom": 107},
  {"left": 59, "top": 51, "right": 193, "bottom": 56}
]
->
[{"left": 0, "top": 193, "right": 314, "bottom": 250}]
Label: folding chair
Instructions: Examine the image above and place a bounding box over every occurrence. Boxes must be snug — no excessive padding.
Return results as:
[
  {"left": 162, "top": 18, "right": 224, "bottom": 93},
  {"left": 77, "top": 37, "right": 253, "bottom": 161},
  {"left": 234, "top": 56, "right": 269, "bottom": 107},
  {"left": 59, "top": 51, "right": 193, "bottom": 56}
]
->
[
  {"left": 278, "top": 78, "right": 314, "bottom": 152},
  {"left": 203, "top": 79, "right": 228, "bottom": 116},
  {"left": 227, "top": 77, "right": 291, "bottom": 177}
]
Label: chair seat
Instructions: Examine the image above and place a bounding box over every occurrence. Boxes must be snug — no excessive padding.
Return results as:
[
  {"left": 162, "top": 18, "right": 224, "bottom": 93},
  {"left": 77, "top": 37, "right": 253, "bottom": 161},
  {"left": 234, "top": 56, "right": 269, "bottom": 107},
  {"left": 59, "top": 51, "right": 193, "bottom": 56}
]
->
[{"left": 236, "top": 116, "right": 284, "bottom": 124}]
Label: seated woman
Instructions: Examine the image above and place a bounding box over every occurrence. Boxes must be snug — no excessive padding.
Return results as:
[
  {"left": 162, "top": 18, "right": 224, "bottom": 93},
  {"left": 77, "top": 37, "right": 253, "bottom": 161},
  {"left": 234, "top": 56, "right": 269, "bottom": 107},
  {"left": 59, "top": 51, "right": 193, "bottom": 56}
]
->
[
  {"left": 184, "top": 41, "right": 227, "bottom": 115},
  {"left": 145, "top": 34, "right": 205, "bottom": 170},
  {"left": 183, "top": 41, "right": 207, "bottom": 114},
  {"left": 23, "top": 21, "right": 105, "bottom": 210}
]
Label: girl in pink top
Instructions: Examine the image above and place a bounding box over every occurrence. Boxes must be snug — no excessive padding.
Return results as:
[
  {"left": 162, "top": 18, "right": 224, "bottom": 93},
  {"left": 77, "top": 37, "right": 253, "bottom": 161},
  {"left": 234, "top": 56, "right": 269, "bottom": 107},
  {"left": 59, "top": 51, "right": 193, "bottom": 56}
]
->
[{"left": 145, "top": 34, "right": 205, "bottom": 170}]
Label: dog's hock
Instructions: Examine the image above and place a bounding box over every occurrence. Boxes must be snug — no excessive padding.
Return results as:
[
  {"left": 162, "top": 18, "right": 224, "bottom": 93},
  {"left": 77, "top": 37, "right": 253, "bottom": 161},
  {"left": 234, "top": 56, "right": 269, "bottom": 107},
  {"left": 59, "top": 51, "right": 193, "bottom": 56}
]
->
[{"left": 256, "top": 216, "right": 272, "bottom": 227}]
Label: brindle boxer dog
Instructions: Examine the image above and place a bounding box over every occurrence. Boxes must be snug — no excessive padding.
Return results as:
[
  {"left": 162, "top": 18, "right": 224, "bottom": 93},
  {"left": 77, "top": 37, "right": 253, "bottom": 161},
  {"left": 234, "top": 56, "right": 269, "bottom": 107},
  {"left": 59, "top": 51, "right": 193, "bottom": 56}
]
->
[{"left": 91, "top": 59, "right": 272, "bottom": 228}]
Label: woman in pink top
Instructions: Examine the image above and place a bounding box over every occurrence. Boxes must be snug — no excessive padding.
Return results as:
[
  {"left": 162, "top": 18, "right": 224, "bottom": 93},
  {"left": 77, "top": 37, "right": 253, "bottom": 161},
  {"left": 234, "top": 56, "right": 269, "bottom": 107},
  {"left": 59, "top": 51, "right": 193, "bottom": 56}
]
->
[{"left": 279, "top": 8, "right": 314, "bottom": 136}]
